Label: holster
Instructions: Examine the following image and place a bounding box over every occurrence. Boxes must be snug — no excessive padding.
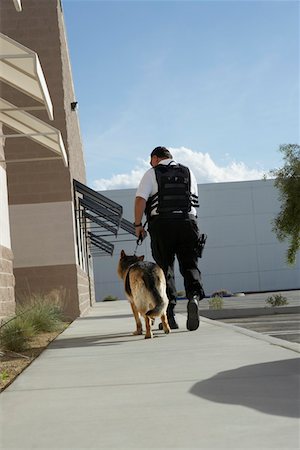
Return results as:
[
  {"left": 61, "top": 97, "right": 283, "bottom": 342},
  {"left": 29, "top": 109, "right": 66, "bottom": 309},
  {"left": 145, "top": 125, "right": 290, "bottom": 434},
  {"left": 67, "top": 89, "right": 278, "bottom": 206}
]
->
[{"left": 196, "top": 233, "right": 207, "bottom": 258}]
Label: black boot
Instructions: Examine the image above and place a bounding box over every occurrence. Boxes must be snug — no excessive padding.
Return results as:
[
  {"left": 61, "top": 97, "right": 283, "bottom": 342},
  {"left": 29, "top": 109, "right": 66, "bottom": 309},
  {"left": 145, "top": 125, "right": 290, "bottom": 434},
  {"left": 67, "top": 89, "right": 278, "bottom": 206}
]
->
[
  {"left": 187, "top": 295, "right": 200, "bottom": 331},
  {"left": 158, "top": 308, "right": 179, "bottom": 330},
  {"left": 167, "top": 313, "right": 179, "bottom": 329}
]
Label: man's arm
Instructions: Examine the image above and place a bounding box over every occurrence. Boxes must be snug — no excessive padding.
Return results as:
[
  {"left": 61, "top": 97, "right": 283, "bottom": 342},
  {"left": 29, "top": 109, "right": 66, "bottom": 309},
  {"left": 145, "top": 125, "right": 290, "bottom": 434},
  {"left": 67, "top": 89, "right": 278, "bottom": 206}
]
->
[{"left": 134, "top": 196, "right": 147, "bottom": 238}]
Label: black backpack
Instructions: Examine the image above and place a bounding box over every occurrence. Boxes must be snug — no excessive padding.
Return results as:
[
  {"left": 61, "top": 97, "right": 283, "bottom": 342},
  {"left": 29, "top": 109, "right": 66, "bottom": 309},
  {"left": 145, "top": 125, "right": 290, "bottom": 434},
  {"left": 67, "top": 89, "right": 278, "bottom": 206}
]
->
[{"left": 146, "top": 163, "right": 199, "bottom": 218}]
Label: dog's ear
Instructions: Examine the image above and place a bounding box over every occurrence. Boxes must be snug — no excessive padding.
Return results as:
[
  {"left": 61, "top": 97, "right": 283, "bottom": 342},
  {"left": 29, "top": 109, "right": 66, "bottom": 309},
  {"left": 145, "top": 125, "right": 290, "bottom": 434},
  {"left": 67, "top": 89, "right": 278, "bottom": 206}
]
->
[
  {"left": 120, "top": 250, "right": 126, "bottom": 258},
  {"left": 138, "top": 255, "right": 145, "bottom": 261}
]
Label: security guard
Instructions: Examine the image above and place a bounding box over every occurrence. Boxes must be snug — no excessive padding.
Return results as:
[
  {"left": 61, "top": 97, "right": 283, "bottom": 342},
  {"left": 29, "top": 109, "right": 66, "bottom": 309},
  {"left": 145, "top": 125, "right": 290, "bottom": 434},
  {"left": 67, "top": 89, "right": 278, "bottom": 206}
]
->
[{"left": 134, "top": 146, "right": 205, "bottom": 331}]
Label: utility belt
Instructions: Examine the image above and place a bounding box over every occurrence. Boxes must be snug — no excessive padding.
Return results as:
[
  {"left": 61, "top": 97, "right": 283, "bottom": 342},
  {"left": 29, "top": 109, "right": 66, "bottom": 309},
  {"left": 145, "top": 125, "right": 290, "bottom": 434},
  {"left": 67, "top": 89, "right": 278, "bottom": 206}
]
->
[{"left": 148, "top": 213, "right": 197, "bottom": 222}]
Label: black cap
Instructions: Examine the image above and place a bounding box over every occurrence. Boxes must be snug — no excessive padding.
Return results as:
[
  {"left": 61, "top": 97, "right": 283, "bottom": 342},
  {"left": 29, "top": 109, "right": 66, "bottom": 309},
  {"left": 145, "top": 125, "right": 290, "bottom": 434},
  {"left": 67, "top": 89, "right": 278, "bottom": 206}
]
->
[{"left": 150, "top": 146, "right": 173, "bottom": 159}]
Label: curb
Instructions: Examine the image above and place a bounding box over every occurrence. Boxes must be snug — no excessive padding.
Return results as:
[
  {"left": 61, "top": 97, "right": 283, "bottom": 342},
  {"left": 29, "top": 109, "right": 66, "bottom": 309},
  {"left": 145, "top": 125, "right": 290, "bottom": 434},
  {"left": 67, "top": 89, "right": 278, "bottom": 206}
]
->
[
  {"left": 199, "top": 306, "right": 300, "bottom": 320},
  {"left": 200, "top": 315, "right": 300, "bottom": 354}
]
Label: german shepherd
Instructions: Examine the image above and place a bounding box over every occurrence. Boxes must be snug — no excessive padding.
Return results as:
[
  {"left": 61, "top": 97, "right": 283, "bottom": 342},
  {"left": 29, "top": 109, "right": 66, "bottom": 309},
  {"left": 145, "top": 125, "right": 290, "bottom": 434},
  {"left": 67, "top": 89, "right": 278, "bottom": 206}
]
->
[{"left": 117, "top": 250, "right": 171, "bottom": 339}]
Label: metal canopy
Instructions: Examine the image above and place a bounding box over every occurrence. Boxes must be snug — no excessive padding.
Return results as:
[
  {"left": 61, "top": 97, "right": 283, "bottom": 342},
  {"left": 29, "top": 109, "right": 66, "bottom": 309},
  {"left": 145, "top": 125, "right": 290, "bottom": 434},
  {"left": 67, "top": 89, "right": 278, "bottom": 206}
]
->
[
  {"left": 120, "top": 217, "right": 136, "bottom": 236},
  {"left": 88, "top": 232, "right": 114, "bottom": 256},
  {"left": 74, "top": 179, "right": 123, "bottom": 232},
  {"left": 74, "top": 179, "right": 136, "bottom": 257},
  {"left": 0, "top": 32, "right": 53, "bottom": 119},
  {"left": 84, "top": 211, "right": 117, "bottom": 236},
  {"left": 79, "top": 197, "right": 121, "bottom": 232},
  {"left": 0, "top": 97, "right": 68, "bottom": 166},
  {"left": 74, "top": 179, "right": 123, "bottom": 257}
]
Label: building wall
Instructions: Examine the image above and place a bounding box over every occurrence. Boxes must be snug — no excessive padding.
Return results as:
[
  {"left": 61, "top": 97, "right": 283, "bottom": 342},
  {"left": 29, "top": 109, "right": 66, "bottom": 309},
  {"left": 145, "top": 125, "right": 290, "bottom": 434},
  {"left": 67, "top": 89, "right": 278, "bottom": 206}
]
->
[
  {"left": 0, "top": 123, "right": 15, "bottom": 319},
  {"left": 0, "top": 0, "right": 94, "bottom": 319},
  {"left": 93, "top": 179, "right": 300, "bottom": 300}
]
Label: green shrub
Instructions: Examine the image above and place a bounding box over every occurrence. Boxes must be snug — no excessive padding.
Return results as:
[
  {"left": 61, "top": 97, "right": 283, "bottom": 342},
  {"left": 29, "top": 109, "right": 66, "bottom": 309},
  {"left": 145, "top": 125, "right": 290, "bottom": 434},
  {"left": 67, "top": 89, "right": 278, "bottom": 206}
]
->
[
  {"left": 0, "top": 316, "right": 36, "bottom": 352},
  {"left": 17, "top": 295, "right": 64, "bottom": 333},
  {"left": 0, "top": 370, "right": 9, "bottom": 381},
  {"left": 102, "top": 295, "right": 119, "bottom": 302},
  {"left": 266, "top": 294, "right": 289, "bottom": 307},
  {"left": 211, "top": 289, "right": 232, "bottom": 298},
  {"left": 208, "top": 296, "right": 224, "bottom": 310}
]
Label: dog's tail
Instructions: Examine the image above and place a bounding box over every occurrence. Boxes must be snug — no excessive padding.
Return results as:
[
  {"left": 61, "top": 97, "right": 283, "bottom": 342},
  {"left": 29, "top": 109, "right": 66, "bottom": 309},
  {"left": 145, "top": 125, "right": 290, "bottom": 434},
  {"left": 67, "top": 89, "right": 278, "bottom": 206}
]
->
[
  {"left": 142, "top": 268, "right": 166, "bottom": 318},
  {"left": 146, "top": 300, "right": 164, "bottom": 318}
]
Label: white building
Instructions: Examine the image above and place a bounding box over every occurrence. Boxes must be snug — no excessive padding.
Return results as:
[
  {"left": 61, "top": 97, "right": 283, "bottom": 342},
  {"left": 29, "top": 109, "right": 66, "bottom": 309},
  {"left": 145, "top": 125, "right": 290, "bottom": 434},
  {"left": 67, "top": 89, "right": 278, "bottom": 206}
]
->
[{"left": 93, "top": 179, "right": 300, "bottom": 300}]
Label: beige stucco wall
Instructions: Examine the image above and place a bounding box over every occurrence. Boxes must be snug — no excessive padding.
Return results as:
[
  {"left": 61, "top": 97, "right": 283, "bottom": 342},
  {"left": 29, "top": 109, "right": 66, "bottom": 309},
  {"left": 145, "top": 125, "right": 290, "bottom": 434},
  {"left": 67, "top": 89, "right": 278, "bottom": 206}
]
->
[
  {"left": 0, "top": 0, "right": 94, "bottom": 318},
  {"left": 9, "top": 201, "right": 77, "bottom": 268}
]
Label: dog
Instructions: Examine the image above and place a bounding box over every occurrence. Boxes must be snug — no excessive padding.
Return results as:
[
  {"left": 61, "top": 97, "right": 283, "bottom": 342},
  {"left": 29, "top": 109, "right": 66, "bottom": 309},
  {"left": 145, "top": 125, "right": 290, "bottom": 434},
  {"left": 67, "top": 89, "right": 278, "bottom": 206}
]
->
[{"left": 117, "top": 250, "right": 171, "bottom": 339}]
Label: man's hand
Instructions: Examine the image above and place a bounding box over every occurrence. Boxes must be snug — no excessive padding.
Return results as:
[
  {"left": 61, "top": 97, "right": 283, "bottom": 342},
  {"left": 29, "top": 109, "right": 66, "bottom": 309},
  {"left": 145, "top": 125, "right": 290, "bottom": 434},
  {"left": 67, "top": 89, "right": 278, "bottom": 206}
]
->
[{"left": 135, "top": 225, "right": 147, "bottom": 240}]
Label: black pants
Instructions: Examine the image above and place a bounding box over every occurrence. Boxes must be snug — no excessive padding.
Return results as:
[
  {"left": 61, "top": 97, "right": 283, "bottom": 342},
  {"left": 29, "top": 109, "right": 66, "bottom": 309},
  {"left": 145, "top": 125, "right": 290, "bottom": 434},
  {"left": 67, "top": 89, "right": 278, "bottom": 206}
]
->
[{"left": 148, "top": 217, "right": 205, "bottom": 310}]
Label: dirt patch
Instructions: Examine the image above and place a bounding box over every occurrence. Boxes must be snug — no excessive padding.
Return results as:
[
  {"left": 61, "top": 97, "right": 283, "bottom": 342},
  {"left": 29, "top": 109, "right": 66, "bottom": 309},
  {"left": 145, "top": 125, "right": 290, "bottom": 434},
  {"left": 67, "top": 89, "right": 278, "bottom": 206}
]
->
[{"left": 0, "top": 327, "right": 67, "bottom": 392}]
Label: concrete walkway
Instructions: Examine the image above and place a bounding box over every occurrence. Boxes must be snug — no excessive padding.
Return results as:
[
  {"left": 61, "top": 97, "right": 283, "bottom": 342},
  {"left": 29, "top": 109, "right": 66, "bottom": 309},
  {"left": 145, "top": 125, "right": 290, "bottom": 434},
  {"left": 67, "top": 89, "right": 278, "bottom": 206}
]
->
[{"left": 0, "top": 300, "right": 299, "bottom": 449}]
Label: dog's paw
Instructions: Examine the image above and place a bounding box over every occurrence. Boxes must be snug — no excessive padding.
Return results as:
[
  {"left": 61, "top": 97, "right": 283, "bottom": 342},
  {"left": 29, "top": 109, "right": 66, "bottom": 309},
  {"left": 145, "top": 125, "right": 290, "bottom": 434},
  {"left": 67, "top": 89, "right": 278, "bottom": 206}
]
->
[
  {"left": 133, "top": 329, "right": 143, "bottom": 335},
  {"left": 144, "top": 333, "right": 153, "bottom": 339},
  {"left": 164, "top": 328, "right": 171, "bottom": 334}
]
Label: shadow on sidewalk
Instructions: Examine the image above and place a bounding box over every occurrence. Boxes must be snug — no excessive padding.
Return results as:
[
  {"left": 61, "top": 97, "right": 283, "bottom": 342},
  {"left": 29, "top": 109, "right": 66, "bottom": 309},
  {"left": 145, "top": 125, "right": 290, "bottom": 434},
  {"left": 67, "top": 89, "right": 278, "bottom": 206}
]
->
[
  {"left": 190, "top": 358, "right": 300, "bottom": 418},
  {"left": 49, "top": 332, "right": 140, "bottom": 348},
  {"left": 48, "top": 331, "right": 167, "bottom": 349}
]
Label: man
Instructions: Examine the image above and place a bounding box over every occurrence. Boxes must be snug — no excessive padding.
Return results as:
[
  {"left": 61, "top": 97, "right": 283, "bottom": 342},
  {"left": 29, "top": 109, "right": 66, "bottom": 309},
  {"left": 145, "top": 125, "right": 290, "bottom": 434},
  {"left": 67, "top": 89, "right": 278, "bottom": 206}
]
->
[{"left": 134, "top": 146, "right": 205, "bottom": 331}]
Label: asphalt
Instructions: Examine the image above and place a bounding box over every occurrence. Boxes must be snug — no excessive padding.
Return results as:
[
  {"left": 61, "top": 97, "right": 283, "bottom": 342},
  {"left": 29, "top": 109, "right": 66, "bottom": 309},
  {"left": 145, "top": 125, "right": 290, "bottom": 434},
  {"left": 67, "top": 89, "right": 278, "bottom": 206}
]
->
[{"left": 0, "top": 293, "right": 299, "bottom": 450}]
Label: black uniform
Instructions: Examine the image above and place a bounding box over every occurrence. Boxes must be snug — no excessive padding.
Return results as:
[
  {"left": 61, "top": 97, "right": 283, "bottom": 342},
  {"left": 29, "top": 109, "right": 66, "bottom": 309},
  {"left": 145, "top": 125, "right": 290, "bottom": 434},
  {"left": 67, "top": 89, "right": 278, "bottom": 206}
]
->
[{"left": 146, "top": 162, "right": 205, "bottom": 315}]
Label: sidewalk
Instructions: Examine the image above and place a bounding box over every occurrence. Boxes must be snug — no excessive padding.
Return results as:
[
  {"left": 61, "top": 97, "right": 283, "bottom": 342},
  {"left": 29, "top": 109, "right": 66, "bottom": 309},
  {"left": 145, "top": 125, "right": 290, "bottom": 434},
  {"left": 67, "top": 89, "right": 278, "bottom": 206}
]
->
[{"left": 0, "top": 300, "right": 299, "bottom": 449}]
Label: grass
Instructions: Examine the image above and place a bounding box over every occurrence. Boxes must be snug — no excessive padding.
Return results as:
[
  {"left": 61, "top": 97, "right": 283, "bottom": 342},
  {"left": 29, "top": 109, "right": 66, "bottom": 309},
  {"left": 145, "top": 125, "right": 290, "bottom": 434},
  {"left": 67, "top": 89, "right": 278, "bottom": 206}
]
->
[
  {"left": 17, "top": 296, "right": 64, "bottom": 332},
  {"left": 0, "top": 294, "right": 65, "bottom": 353},
  {"left": 211, "top": 289, "right": 232, "bottom": 298},
  {"left": 208, "top": 296, "right": 224, "bottom": 310},
  {"left": 0, "top": 316, "right": 36, "bottom": 352},
  {"left": 0, "top": 370, "right": 9, "bottom": 382},
  {"left": 102, "top": 295, "right": 119, "bottom": 301}
]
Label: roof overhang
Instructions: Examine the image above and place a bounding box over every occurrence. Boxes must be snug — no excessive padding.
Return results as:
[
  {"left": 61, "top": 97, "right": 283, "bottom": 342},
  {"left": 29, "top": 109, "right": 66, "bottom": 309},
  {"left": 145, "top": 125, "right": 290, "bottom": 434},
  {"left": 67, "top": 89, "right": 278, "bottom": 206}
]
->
[
  {"left": 88, "top": 232, "right": 114, "bottom": 256},
  {"left": 0, "top": 98, "right": 68, "bottom": 166},
  {"left": 0, "top": 32, "right": 53, "bottom": 119},
  {"left": 13, "top": 0, "right": 22, "bottom": 11},
  {"left": 74, "top": 180, "right": 123, "bottom": 226},
  {"left": 73, "top": 180, "right": 136, "bottom": 257}
]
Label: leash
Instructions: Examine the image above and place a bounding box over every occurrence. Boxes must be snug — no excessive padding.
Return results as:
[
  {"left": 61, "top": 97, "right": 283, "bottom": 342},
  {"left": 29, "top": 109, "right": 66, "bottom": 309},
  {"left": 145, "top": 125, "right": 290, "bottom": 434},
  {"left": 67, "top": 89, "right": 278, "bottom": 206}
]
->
[
  {"left": 133, "top": 233, "right": 144, "bottom": 255},
  {"left": 133, "top": 220, "right": 148, "bottom": 255}
]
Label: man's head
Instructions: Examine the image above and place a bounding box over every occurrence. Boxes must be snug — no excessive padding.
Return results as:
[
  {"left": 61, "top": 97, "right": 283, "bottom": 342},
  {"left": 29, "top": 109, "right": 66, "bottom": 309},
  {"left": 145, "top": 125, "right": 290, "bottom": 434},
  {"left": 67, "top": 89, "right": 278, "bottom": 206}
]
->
[{"left": 150, "top": 146, "right": 173, "bottom": 167}]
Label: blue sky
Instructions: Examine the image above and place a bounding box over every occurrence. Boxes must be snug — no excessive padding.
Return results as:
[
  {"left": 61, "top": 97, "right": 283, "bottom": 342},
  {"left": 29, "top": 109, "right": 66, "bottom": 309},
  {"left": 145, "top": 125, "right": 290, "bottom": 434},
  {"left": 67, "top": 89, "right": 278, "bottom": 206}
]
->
[{"left": 62, "top": 0, "right": 299, "bottom": 190}]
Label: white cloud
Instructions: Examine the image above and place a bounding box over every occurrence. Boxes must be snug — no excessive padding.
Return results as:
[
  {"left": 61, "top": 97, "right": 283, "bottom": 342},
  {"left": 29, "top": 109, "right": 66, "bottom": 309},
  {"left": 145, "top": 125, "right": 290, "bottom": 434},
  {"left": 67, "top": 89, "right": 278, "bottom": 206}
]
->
[
  {"left": 93, "top": 168, "right": 146, "bottom": 191},
  {"left": 92, "top": 147, "right": 265, "bottom": 191},
  {"left": 170, "top": 147, "right": 265, "bottom": 183}
]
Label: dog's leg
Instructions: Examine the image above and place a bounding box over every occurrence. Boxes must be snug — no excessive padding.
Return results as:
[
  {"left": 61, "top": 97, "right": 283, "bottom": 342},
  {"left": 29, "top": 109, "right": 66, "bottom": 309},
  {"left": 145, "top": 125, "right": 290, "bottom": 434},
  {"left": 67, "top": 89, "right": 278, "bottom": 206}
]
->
[
  {"left": 130, "top": 302, "right": 143, "bottom": 335},
  {"left": 144, "top": 315, "right": 153, "bottom": 339},
  {"left": 161, "top": 313, "right": 171, "bottom": 334}
]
